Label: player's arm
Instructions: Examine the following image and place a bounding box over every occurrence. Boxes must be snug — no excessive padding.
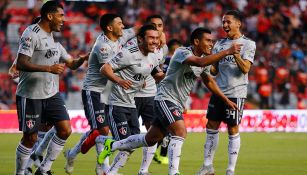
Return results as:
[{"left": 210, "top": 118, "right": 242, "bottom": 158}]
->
[
  {"left": 8, "top": 58, "right": 19, "bottom": 79},
  {"left": 64, "top": 52, "right": 89, "bottom": 70},
  {"left": 233, "top": 42, "right": 256, "bottom": 74},
  {"left": 151, "top": 66, "right": 165, "bottom": 83},
  {"left": 100, "top": 63, "right": 132, "bottom": 90},
  {"left": 210, "top": 62, "right": 219, "bottom": 76},
  {"left": 16, "top": 53, "right": 64, "bottom": 74},
  {"left": 201, "top": 73, "right": 238, "bottom": 110},
  {"left": 183, "top": 43, "right": 242, "bottom": 67}
]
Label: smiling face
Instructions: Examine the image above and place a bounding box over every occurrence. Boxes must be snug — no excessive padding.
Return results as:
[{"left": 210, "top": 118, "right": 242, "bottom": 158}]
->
[
  {"left": 109, "top": 17, "right": 125, "bottom": 38},
  {"left": 49, "top": 7, "right": 65, "bottom": 32},
  {"left": 222, "top": 15, "right": 241, "bottom": 38},
  {"left": 149, "top": 18, "right": 164, "bottom": 36},
  {"left": 196, "top": 33, "right": 213, "bottom": 55},
  {"left": 139, "top": 29, "right": 160, "bottom": 54}
]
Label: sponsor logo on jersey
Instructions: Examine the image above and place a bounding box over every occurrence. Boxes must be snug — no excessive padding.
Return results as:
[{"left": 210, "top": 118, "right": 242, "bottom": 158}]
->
[
  {"left": 45, "top": 49, "right": 59, "bottom": 59},
  {"left": 96, "top": 114, "right": 105, "bottom": 123},
  {"left": 26, "top": 119, "right": 35, "bottom": 129},
  {"left": 172, "top": 109, "right": 181, "bottom": 117},
  {"left": 133, "top": 74, "right": 142, "bottom": 81},
  {"left": 119, "top": 126, "right": 127, "bottom": 135}
]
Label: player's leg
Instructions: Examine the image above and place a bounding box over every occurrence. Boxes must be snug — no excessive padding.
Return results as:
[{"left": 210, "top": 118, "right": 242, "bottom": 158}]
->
[
  {"left": 197, "top": 95, "right": 223, "bottom": 175},
  {"left": 225, "top": 98, "right": 244, "bottom": 175},
  {"left": 35, "top": 93, "right": 71, "bottom": 174},
  {"left": 107, "top": 106, "right": 139, "bottom": 174},
  {"left": 158, "top": 135, "right": 170, "bottom": 165},
  {"left": 155, "top": 100, "right": 186, "bottom": 175},
  {"left": 135, "top": 97, "right": 158, "bottom": 174},
  {"left": 15, "top": 96, "right": 42, "bottom": 175}
]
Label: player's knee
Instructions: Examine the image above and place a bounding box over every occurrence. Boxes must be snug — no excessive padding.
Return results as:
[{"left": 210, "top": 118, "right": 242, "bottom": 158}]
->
[
  {"left": 206, "top": 120, "right": 220, "bottom": 130},
  {"left": 173, "top": 128, "right": 187, "bottom": 138},
  {"left": 56, "top": 127, "right": 71, "bottom": 140},
  {"left": 22, "top": 133, "right": 38, "bottom": 147},
  {"left": 228, "top": 125, "right": 239, "bottom": 135}
]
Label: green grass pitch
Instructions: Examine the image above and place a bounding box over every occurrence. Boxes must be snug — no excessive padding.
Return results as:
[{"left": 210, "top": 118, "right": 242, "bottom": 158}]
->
[{"left": 1, "top": 132, "right": 307, "bottom": 175}]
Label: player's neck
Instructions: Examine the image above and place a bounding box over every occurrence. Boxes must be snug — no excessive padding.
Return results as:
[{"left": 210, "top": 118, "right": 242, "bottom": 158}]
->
[
  {"left": 228, "top": 32, "right": 243, "bottom": 40},
  {"left": 106, "top": 33, "right": 119, "bottom": 42},
  {"left": 191, "top": 46, "right": 202, "bottom": 57},
  {"left": 139, "top": 46, "right": 149, "bottom": 56},
  {"left": 38, "top": 21, "right": 52, "bottom": 33}
]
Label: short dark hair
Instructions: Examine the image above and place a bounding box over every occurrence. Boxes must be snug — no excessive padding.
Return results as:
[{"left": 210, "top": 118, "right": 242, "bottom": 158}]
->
[
  {"left": 137, "top": 24, "right": 158, "bottom": 39},
  {"left": 31, "top": 16, "right": 41, "bottom": 24},
  {"left": 40, "top": 1, "right": 63, "bottom": 19},
  {"left": 167, "top": 39, "right": 182, "bottom": 49},
  {"left": 99, "top": 13, "right": 121, "bottom": 32},
  {"left": 146, "top": 14, "right": 163, "bottom": 23},
  {"left": 190, "top": 27, "right": 211, "bottom": 45},
  {"left": 225, "top": 10, "right": 243, "bottom": 22}
]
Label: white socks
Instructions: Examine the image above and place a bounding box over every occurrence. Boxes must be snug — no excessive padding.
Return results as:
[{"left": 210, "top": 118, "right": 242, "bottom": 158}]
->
[
  {"left": 204, "top": 129, "right": 219, "bottom": 166},
  {"left": 227, "top": 133, "right": 240, "bottom": 171},
  {"left": 39, "top": 134, "right": 66, "bottom": 172},
  {"left": 15, "top": 143, "right": 32, "bottom": 175},
  {"left": 35, "top": 127, "right": 56, "bottom": 156},
  {"left": 112, "top": 134, "right": 147, "bottom": 151},
  {"left": 69, "top": 130, "right": 91, "bottom": 158},
  {"left": 139, "top": 143, "right": 157, "bottom": 173},
  {"left": 107, "top": 151, "right": 131, "bottom": 174},
  {"left": 168, "top": 136, "right": 184, "bottom": 175}
]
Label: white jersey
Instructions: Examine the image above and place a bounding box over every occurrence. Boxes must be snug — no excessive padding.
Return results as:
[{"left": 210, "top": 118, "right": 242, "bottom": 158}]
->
[
  {"left": 155, "top": 47, "right": 210, "bottom": 111},
  {"left": 82, "top": 28, "right": 135, "bottom": 103},
  {"left": 212, "top": 35, "right": 256, "bottom": 98},
  {"left": 108, "top": 41, "right": 160, "bottom": 108},
  {"left": 135, "top": 42, "right": 168, "bottom": 97},
  {"left": 16, "top": 24, "right": 71, "bottom": 99}
]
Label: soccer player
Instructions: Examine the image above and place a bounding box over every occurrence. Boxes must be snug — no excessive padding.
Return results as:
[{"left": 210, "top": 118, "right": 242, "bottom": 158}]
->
[
  {"left": 100, "top": 24, "right": 164, "bottom": 175},
  {"left": 134, "top": 15, "right": 168, "bottom": 174},
  {"left": 63, "top": 14, "right": 136, "bottom": 175},
  {"left": 14, "top": 1, "right": 88, "bottom": 175},
  {"left": 98, "top": 27, "right": 241, "bottom": 175},
  {"left": 196, "top": 10, "right": 256, "bottom": 175}
]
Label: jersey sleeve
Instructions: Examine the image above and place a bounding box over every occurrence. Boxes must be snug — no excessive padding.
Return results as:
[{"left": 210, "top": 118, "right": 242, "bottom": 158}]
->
[
  {"left": 242, "top": 41, "right": 256, "bottom": 63},
  {"left": 57, "top": 43, "right": 72, "bottom": 62},
  {"left": 120, "top": 28, "right": 136, "bottom": 45},
  {"left": 172, "top": 47, "right": 193, "bottom": 64},
  {"left": 93, "top": 43, "right": 112, "bottom": 64},
  {"left": 108, "top": 49, "right": 131, "bottom": 71},
  {"left": 17, "top": 28, "right": 37, "bottom": 57},
  {"left": 211, "top": 41, "right": 220, "bottom": 54}
]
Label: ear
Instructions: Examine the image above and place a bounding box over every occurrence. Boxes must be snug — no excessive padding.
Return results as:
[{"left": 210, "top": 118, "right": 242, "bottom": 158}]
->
[
  {"left": 107, "top": 25, "right": 113, "bottom": 32},
  {"left": 193, "top": 38, "right": 199, "bottom": 46},
  {"left": 47, "top": 13, "right": 53, "bottom": 21},
  {"left": 137, "top": 36, "right": 143, "bottom": 44}
]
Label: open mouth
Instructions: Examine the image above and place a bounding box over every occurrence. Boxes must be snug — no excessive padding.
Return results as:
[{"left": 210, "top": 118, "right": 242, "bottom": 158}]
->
[{"left": 224, "top": 29, "right": 230, "bottom": 33}]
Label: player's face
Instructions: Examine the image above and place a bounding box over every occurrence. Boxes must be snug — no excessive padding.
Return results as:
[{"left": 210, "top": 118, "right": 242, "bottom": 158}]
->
[
  {"left": 111, "top": 17, "right": 125, "bottom": 37},
  {"left": 143, "top": 30, "right": 160, "bottom": 53},
  {"left": 198, "top": 33, "right": 213, "bottom": 55},
  {"left": 222, "top": 15, "right": 241, "bottom": 38},
  {"left": 149, "top": 18, "right": 163, "bottom": 35},
  {"left": 50, "top": 8, "right": 65, "bottom": 32}
]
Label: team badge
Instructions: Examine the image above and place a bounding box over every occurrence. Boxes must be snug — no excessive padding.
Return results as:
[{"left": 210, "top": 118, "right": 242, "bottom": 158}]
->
[
  {"left": 26, "top": 119, "right": 35, "bottom": 129},
  {"left": 119, "top": 126, "right": 127, "bottom": 135},
  {"left": 172, "top": 109, "right": 181, "bottom": 117},
  {"left": 96, "top": 115, "right": 104, "bottom": 123}
]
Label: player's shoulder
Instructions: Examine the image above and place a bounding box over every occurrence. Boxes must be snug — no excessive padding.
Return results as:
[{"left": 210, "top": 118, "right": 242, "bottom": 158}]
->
[
  {"left": 22, "top": 24, "right": 40, "bottom": 36},
  {"left": 176, "top": 46, "right": 191, "bottom": 53},
  {"left": 215, "top": 38, "right": 228, "bottom": 45},
  {"left": 124, "top": 39, "right": 139, "bottom": 54},
  {"left": 242, "top": 35, "right": 256, "bottom": 45}
]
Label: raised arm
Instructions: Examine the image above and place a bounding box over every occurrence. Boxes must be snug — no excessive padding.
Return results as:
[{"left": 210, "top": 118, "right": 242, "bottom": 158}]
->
[
  {"left": 64, "top": 53, "right": 89, "bottom": 70},
  {"left": 183, "top": 43, "right": 242, "bottom": 67}
]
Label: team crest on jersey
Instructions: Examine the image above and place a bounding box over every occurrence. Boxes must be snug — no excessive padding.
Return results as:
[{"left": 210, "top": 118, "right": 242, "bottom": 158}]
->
[
  {"left": 119, "top": 126, "right": 127, "bottom": 135},
  {"left": 100, "top": 47, "right": 108, "bottom": 53},
  {"left": 172, "top": 109, "right": 181, "bottom": 117},
  {"left": 26, "top": 119, "right": 35, "bottom": 129},
  {"left": 96, "top": 115, "right": 104, "bottom": 123}
]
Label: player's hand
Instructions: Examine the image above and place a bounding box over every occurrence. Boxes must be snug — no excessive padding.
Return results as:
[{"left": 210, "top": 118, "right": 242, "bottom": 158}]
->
[
  {"left": 118, "top": 79, "right": 132, "bottom": 90},
  {"left": 80, "top": 52, "right": 90, "bottom": 61},
  {"left": 227, "top": 43, "right": 242, "bottom": 55},
  {"left": 225, "top": 99, "right": 239, "bottom": 110},
  {"left": 8, "top": 65, "right": 19, "bottom": 79},
  {"left": 48, "top": 63, "right": 65, "bottom": 74}
]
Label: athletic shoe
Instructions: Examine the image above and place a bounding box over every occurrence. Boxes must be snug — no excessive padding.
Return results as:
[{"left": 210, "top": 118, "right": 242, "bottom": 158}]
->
[
  {"left": 30, "top": 153, "right": 43, "bottom": 168},
  {"left": 34, "top": 168, "right": 53, "bottom": 175},
  {"left": 159, "top": 156, "right": 169, "bottom": 165},
  {"left": 196, "top": 164, "right": 215, "bottom": 175},
  {"left": 64, "top": 149, "right": 75, "bottom": 174},
  {"left": 97, "top": 138, "right": 114, "bottom": 164},
  {"left": 153, "top": 152, "right": 161, "bottom": 163},
  {"left": 226, "top": 169, "right": 234, "bottom": 175}
]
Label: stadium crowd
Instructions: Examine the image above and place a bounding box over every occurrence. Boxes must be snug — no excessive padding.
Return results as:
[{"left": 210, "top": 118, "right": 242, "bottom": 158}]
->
[{"left": 0, "top": 0, "right": 306, "bottom": 110}]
